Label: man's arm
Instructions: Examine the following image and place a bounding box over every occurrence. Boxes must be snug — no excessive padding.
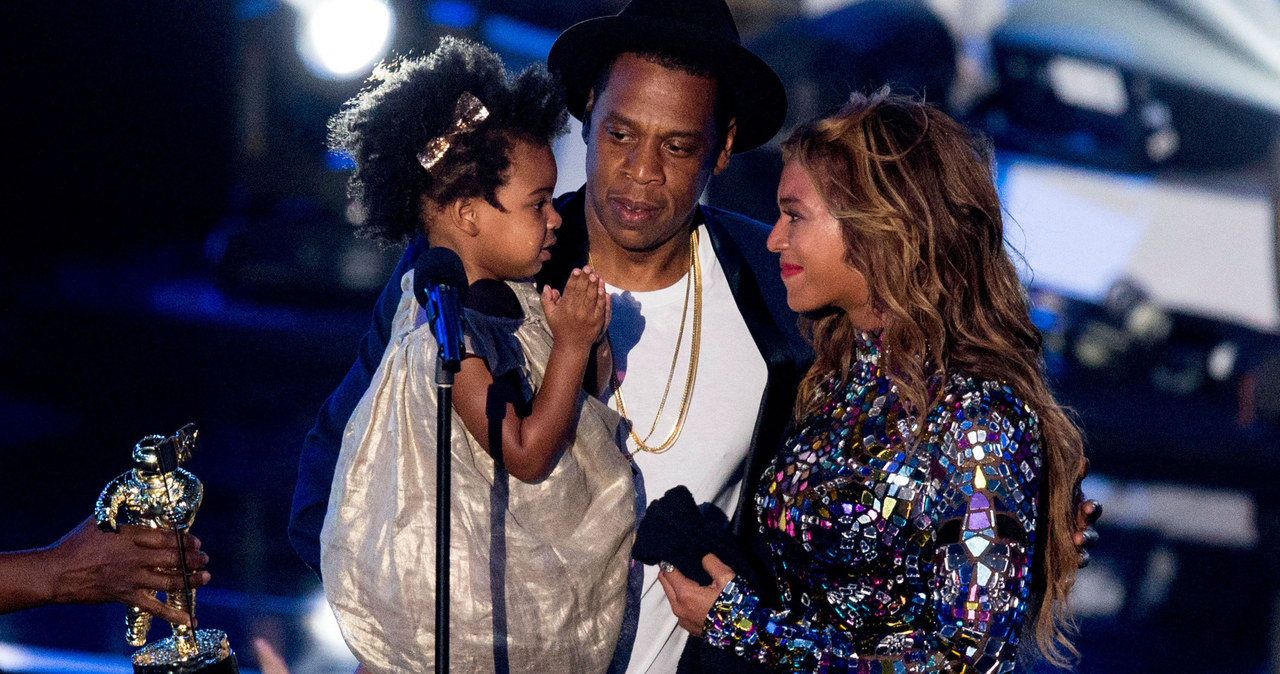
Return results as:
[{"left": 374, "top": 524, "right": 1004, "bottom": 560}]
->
[
  {"left": 288, "top": 237, "right": 425, "bottom": 577},
  {"left": 0, "top": 517, "right": 209, "bottom": 624}
]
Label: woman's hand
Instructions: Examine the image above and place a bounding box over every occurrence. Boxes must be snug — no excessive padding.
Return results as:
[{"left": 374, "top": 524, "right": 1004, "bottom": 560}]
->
[
  {"left": 1072, "top": 457, "right": 1103, "bottom": 567},
  {"left": 657, "top": 553, "right": 736, "bottom": 637},
  {"left": 541, "top": 266, "right": 609, "bottom": 350}
]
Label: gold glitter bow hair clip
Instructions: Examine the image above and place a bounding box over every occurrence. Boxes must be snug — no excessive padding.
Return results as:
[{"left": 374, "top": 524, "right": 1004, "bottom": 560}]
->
[{"left": 417, "top": 91, "right": 490, "bottom": 172}]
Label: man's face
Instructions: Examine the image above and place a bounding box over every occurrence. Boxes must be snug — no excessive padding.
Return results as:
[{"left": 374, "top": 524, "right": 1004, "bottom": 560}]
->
[{"left": 582, "top": 53, "right": 733, "bottom": 255}]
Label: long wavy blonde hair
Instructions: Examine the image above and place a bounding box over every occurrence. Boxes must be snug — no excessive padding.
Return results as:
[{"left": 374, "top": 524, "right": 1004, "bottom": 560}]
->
[{"left": 785, "top": 90, "right": 1083, "bottom": 665}]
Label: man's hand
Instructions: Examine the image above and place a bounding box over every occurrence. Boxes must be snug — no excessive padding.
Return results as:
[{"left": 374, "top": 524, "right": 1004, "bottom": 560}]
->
[
  {"left": 48, "top": 517, "right": 210, "bottom": 624},
  {"left": 1072, "top": 458, "right": 1103, "bottom": 568},
  {"left": 657, "top": 554, "right": 736, "bottom": 637}
]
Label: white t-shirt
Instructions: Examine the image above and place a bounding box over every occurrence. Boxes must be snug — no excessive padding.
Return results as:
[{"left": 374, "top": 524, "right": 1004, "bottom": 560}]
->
[{"left": 605, "top": 225, "right": 769, "bottom": 674}]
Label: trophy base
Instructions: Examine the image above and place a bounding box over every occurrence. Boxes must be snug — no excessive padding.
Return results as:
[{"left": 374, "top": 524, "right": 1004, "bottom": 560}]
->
[{"left": 131, "top": 629, "right": 239, "bottom": 674}]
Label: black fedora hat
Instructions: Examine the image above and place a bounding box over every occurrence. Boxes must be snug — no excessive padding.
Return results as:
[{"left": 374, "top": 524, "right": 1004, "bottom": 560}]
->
[{"left": 546, "top": 0, "right": 787, "bottom": 153}]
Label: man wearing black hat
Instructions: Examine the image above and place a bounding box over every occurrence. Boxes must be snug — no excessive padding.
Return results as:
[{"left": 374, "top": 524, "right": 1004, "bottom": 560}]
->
[
  {"left": 533, "top": 3, "right": 807, "bottom": 671},
  {"left": 291, "top": 0, "right": 804, "bottom": 671}
]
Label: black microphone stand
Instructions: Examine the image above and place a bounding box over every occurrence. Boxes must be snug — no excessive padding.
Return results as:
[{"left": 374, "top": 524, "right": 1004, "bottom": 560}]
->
[
  {"left": 430, "top": 284, "right": 464, "bottom": 674},
  {"left": 414, "top": 247, "right": 466, "bottom": 673},
  {"left": 436, "top": 356, "right": 455, "bottom": 674}
]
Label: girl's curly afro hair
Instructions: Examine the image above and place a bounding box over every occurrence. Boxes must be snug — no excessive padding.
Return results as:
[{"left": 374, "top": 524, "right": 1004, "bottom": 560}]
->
[{"left": 329, "top": 36, "right": 568, "bottom": 245}]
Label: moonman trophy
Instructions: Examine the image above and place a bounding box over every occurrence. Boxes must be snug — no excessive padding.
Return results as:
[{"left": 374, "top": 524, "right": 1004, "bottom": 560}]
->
[{"left": 95, "top": 423, "right": 239, "bottom": 674}]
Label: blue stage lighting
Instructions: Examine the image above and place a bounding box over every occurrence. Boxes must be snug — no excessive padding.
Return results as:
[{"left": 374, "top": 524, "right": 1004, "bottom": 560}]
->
[
  {"left": 480, "top": 14, "right": 557, "bottom": 59},
  {"left": 426, "top": 0, "right": 478, "bottom": 30}
]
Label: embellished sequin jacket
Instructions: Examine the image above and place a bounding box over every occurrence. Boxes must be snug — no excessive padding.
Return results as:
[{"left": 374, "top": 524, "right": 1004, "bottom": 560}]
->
[{"left": 702, "top": 335, "right": 1042, "bottom": 674}]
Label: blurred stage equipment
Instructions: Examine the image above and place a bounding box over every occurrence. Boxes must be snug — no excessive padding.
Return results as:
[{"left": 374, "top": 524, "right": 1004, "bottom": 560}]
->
[
  {"left": 752, "top": 0, "right": 956, "bottom": 122},
  {"left": 1104, "top": 276, "right": 1173, "bottom": 349},
  {"left": 204, "top": 194, "right": 403, "bottom": 307},
  {"left": 708, "top": 0, "right": 958, "bottom": 223},
  {"left": 1027, "top": 287, "right": 1071, "bottom": 378},
  {"left": 977, "top": 0, "right": 1280, "bottom": 172},
  {"left": 95, "top": 424, "right": 239, "bottom": 674},
  {"left": 293, "top": 0, "right": 394, "bottom": 80},
  {"left": 1071, "top": 276, "right": 1248, "bottom": 397},
  {"left": 1234, "top": 343, "right": 1280, "bottom": 429}
]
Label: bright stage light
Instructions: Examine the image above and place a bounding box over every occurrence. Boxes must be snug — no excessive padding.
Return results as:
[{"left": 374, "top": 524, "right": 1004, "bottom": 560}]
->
[{"left": 298, "top": 0, "right": 394, "bottom": 80}]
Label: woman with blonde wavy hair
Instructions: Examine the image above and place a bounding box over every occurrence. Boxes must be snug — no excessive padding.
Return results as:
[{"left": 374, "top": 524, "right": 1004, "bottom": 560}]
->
[{"left": 659, "top": 90, "right": 1085, "bottom": 672}]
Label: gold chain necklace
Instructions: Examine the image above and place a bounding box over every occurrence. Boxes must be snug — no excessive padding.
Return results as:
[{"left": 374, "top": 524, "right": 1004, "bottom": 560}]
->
[{"left": 604, "top": 229, "right": 703, "bottom": 455}]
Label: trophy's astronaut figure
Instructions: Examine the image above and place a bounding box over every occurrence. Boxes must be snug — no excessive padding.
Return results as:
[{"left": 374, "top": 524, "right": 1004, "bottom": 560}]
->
[{"left": 95, "top": 425, "right": 203, "bottom": 658}]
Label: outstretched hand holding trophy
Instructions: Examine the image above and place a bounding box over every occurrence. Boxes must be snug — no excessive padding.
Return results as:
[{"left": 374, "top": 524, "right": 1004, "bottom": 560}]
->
[{"left": 95, "top": 423, "right": 239, "bottom": 674}]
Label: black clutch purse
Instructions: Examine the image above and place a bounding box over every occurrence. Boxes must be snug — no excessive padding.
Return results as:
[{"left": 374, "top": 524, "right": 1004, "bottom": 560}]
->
[{"left": 632, "top": 485, "right": 762, "bottom": 589}]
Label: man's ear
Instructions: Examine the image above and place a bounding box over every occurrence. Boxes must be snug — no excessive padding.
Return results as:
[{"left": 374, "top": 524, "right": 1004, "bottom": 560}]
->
[
  {"left": 581, "top": 90, "right": 596, "bottom": 143},
  {"left": 713, "top": 118, "right": 737, "bottom": 175}
]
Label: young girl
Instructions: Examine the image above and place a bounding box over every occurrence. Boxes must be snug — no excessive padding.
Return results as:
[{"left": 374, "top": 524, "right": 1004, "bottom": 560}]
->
[
  {"left": 319, "top": 38, "right": 634, "bottom": 673},
  {"left": 660, "top": 91, "right": 1085, "bottom": 671}
]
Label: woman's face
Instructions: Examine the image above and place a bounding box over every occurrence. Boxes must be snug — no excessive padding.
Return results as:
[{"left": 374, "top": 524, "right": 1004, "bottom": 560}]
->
[
  {"left": 767, "top": 159, "right": 879, "bottom": 330},
  {"left": 469, "top": 139, "right": 562, "bottom": 281}
]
